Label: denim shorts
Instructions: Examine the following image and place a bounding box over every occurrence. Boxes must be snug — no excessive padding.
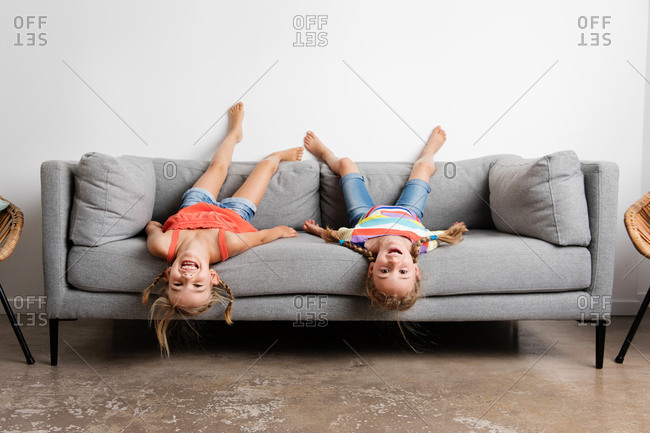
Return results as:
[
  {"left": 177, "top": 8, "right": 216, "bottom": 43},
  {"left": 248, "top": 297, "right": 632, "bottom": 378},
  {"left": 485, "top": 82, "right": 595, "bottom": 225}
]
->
[
  {"left": 180, "top": 187, "right": 257, "bottom": 222},
  {"left": 339, "top": 173, "right": 431, "bottom": 225}
]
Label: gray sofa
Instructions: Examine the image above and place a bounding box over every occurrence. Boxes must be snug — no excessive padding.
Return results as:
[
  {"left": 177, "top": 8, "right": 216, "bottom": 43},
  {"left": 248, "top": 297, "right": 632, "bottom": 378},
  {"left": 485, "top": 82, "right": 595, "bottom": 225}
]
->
[{"left": 41, "top": 152, "right": 619, "bottom": 367}]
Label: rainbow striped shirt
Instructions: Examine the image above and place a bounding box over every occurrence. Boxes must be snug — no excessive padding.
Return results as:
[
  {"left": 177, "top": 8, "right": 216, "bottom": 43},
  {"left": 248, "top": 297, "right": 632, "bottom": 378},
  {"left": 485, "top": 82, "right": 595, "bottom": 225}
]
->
[{"left": 337, "top": 205, "right": 444, "bottom": 255}]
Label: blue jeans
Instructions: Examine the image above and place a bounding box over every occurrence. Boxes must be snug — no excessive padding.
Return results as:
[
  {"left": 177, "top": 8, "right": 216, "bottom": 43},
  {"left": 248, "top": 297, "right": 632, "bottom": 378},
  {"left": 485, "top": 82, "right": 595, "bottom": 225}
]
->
[
  {"left": 180, "top": 187, "right": 257, "bottom": 222},
  {"left": 339, "top": 173, "right": 431, "bottom": 225}
]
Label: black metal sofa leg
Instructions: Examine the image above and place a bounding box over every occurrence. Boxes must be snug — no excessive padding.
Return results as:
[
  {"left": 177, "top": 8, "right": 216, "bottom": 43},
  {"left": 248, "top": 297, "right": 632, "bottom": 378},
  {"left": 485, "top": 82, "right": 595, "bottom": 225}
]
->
[
  {"left": 596, "top": 322, "right": 606, "bottom": 369},
  {"left": 0, "top": 282, "right": 35, "bottom": 365},
  {"left": 615, "top": 285, "right": 650, "bottom": 364},
  {"left": 49, "top": 318, "right": 59, "bottom": 366}
]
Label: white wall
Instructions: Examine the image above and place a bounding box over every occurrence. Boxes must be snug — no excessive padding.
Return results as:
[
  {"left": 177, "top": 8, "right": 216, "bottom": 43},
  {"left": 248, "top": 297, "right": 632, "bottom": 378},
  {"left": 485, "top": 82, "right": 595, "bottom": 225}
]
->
[
  {"left": 0, "top": 0, "right": 647, "bottom": 314},
  {"left": 637, "top": 0, "right": 650, "bottom": 314}
]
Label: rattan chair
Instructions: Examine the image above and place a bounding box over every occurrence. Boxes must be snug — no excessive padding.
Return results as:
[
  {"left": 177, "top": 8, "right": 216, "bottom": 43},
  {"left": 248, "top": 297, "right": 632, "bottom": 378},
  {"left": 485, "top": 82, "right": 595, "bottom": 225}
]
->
[
  {"left": 616, "top": 191, "right": 650, "bottom": 364},
  {"left": 0, "top": 196, "right": 35, "bottom": 364}
]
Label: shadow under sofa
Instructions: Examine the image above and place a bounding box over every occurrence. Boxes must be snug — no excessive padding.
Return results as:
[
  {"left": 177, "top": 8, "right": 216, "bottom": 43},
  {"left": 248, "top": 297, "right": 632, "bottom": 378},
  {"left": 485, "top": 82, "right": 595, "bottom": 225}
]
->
[{"left": 41, "top": 153, "right": 619, "bottom": 368}]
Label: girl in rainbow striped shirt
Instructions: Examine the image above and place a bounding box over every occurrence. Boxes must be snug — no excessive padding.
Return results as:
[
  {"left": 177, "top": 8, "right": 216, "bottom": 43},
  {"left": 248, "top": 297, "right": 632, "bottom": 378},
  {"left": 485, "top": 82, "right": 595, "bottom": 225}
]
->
[{"left": 302, "top": 127, "right": 467, "bottom": 311}]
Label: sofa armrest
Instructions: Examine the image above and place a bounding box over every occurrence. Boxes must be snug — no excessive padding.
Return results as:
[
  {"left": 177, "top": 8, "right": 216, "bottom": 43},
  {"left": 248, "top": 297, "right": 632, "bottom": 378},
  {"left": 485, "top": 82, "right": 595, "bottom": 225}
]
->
[
  {"left": 582, "top": 161, "right": 619, "bottom": 304},
  {"left": 41, "top": 160, "right": 77, "bottom": 319}
]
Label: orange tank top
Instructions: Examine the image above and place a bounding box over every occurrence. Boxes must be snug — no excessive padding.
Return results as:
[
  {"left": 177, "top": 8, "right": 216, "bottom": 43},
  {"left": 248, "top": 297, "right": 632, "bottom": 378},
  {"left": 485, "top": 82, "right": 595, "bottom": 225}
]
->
[{"left": 162, "top": 202, "right": 258, "bottom": 263}]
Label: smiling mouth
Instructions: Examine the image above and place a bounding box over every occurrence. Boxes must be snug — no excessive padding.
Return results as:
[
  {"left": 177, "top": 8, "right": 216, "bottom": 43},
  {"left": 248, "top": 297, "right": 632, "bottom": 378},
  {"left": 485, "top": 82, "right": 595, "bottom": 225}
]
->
[
  {"left": 387, "top": 248, "right": 402, "bottom": 256},
  {"left": 180, "top": 260, "right": 199, "bottom": 271}
]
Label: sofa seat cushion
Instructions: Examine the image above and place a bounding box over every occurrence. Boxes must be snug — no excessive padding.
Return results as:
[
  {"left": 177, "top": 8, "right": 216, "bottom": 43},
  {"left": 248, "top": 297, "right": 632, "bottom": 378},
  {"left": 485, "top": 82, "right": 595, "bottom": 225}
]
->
[
  {"left": 67, "top": 233, "right": 368, "bottom": 296},
  {"left": 417, "top": 230, "right": 591, "bottom": 296},
  {"left": 67, "top": 231, "right": 591, "bottom": 298}
]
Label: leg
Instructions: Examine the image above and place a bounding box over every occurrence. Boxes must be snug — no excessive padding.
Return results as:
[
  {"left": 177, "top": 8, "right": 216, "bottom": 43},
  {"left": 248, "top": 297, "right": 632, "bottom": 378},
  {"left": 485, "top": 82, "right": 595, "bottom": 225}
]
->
[
  {"left": 304, "top": 131, "right": 359, "bottom": 178},
  {"left": 407, "top": 126, "right": 446, "bottom": 182},
  {"left": 0, "top": 282, "right": 35, "bottom": 364},
  {"left": 50, "top": 318, "right": 59, "bottom": 366},
  {"left": 231, "top": 147, "right": 304, "bottom": 208},
  {"left": 394, "top": 179, "right": 431, "bottom": 220},
  {"left": 339, "top": 174, "right": 376, "bottom": 226},
  {"left": 596, "top": 321, "right": 606, "bottom": 369},
  {"left": 394, "top": 126, "right": 446, "bottom": 219},
  {"left": 615, "top": 284, "right": 650, "bottom": 363},
  {"left": 192, "top": 102, "right": 245, "bottom": 198},
  {"left": 304, "top": 131, "right": 374, "bottom": 225}
]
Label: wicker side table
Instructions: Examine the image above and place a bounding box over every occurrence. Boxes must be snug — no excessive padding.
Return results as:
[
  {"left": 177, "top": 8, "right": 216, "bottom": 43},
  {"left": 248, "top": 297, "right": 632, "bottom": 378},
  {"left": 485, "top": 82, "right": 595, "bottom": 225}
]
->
[
  {"left": 0, "top": 196, "right": 35, "bottom": 364},
  {"left": 616, "top": 191, "right": 650, "bottom": 363}
]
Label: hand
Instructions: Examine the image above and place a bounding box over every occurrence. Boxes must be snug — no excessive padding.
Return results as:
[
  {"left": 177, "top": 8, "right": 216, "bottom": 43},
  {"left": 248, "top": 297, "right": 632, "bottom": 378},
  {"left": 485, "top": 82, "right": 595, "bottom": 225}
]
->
[
  {"left": 145, "top": 220, "right": 163, "bottom": 234},
  {"left": 303, "top": 219, "right": 325, "bottom": 236},
  {"left": 273, "top": 225, "right": 298, "bottom": 239}
]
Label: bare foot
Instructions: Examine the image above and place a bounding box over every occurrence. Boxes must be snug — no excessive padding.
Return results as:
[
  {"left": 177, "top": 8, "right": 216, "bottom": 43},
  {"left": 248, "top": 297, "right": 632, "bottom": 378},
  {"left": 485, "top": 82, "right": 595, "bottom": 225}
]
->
[
  {"left": 303, "top": 219, "right": 325, "bottom": 237},
  {"left": 303, "top": 131, "right": 332, "bottom": 161},
  {"left": 228, "top": 102, "right": 245, "bottom": 143},
  {"left": 419, "top": 126, "right": 446, "bottom": 159},
  {"left": 274, "top": 147, "right": 304, "bottom": 162}
]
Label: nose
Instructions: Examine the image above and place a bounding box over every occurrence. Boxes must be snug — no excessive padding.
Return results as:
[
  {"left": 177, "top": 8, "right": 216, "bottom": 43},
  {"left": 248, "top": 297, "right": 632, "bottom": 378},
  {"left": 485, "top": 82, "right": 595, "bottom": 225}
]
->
[{"left": 386, "top": 255, "right": 400, "bottom": 263}]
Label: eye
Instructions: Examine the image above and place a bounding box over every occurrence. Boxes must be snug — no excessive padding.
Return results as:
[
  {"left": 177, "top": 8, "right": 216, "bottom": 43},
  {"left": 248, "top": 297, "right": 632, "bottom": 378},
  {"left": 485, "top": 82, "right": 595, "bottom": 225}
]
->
[
  {"left": 194, "top": 284, "right": 203, "bottom": 288},
  {"left": 380, "top": 269, "right": 389, "bottom": 274},
  {"left": 399, "top": 269, "right": 408, "bottom": 274}
]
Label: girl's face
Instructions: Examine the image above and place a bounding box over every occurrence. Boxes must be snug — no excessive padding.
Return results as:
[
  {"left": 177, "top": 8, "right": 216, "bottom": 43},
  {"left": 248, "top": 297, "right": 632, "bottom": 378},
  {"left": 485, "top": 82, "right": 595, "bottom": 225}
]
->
[
  {"left": 368, "top": 239, "right": 421, "bottom": 298},
  {"left": 164, "top": 251, "right": 219, "bottom": 308}
]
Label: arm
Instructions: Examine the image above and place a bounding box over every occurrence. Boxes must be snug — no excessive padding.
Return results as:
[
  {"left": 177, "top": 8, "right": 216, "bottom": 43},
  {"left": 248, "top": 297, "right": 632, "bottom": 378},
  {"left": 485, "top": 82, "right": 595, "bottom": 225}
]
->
[
  {"left": 226, "top": 225, "right": 298, "bottom": 258},
  {"left": 303, "top": 219, "right": 354, "bottom": 244},
  {"left": 145, "top": 221, "right": 168, "bottom": 259}
]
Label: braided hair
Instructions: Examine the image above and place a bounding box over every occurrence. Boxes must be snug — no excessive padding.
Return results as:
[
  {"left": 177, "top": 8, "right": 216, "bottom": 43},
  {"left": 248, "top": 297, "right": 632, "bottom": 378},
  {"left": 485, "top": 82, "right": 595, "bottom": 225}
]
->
[
  {"left": 321, "top": 221, "right": 467, "bottom": 311},
  {"left": 142, "top": 271, "right": 235, "bottom": 357}
]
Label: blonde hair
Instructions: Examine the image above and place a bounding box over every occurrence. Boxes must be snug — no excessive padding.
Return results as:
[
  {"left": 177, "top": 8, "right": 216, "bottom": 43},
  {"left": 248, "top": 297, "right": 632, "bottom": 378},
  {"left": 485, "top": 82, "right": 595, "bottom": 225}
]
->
[
  {"left": 142, "top": 272, "right": 234, "bottom": 357},
  {"left": 322, "top": 221, "right": 467, "bottom": 311}
]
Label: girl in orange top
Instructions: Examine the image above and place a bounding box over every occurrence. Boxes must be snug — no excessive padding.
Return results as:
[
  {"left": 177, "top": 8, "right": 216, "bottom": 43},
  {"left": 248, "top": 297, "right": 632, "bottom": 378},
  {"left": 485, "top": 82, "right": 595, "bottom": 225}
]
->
[{"left": 143, "top": 102, "right": 302, "bottom": 356}]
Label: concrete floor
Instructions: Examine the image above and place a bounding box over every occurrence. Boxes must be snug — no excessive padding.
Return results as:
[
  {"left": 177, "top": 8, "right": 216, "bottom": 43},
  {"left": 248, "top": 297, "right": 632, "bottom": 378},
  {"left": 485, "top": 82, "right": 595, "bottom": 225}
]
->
[{"left": 1, "top": 317, "right": 649, "bottom": 433}]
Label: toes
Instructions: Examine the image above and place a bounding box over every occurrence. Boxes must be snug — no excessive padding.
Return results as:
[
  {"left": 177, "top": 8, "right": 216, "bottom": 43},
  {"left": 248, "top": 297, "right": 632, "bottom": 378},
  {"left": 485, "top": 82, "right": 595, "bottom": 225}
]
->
[{"left": 230, "top": 102, "right": 244, "bottom": 114}]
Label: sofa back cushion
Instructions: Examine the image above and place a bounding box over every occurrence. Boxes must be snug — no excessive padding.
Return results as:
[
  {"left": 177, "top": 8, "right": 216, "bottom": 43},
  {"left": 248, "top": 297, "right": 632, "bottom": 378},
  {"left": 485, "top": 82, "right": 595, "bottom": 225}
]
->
[
  {"left": 151, "top": 159, "right": 321, "bottom": 230},
  {"left": 320, "top": 156, "right": 498, "bottom": 231},
  {"left": 69, "top": 153, "right": 156, "bottom": 247},
  {"left": 488, "top": 151, "right": 591, "bottom": 246}
]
